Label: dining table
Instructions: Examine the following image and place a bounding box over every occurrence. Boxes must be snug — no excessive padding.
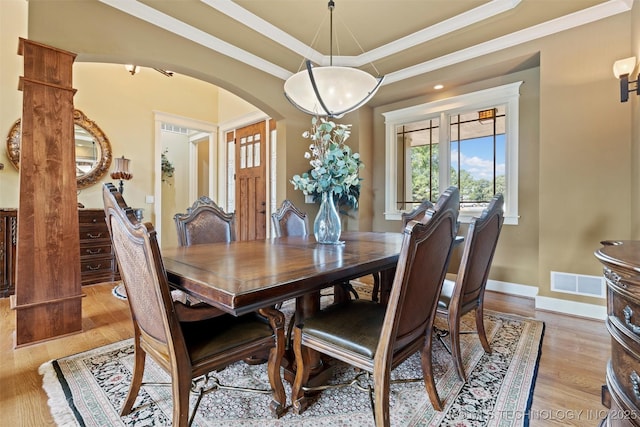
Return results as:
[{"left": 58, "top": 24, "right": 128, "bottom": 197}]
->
[
  {"left": 162, "top": 231, "right": 405, "bottom": 316},
  {"left": 162, "top": 229, "right": 463, "bottom": 387}
]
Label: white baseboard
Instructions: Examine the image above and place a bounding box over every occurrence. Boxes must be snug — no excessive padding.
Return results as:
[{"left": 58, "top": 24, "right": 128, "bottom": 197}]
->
[
  {"left": 535, "top": 296, "right": 607, "bottom": 320},
  {"left": 486, "top": 279, "right": 539, "bottom": 298},
  {"left": 486, "top": 279, "right": 607, "bottom": 320}
]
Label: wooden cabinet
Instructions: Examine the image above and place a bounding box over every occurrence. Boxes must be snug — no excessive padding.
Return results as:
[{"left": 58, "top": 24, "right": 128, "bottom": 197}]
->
[
  {"left": 0, "top": 209, "right": 119, "bottom": 297},
  {"left": 0, "top": 210, "right": 17, "bottom": 298},
  {"left": 79, "top": 209, "right": 120, "bottom": 286},
  {"left": 595, "top": 241, "right": 640, "bottom": 427}
]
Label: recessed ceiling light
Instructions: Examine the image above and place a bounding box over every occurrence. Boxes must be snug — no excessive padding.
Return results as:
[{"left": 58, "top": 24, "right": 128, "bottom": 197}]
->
[{"left": 434, "top": 84, "right": 444, "bottom": 90}]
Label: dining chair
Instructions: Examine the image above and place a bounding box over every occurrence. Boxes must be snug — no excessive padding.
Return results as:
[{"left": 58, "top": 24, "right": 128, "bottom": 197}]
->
[
  {"left": 370, "top": 199, "right": 436, "bottom": 302},
  {"left": 103, "top": 183, "right": 286, "bottom": 426},
  {"left": 172, "top": 196, "right": 236, "bottom": 317},
  {"left": 174, "top": 195, "right": 235, "bottom": 246},
  {"left": 436, "top": 193, "right": 504, "bottom": 382},
  {"left": 271, "top": 199, "right": 309, "bottom": 237},
  {"left": 290, "top": 187, "right": 460, "bottom": 426}
]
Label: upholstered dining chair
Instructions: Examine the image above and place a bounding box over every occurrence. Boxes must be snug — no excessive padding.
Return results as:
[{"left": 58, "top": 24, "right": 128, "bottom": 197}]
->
[
  {"left": 370, "top": 199, "right": 436, "bottom": 302},
  {"left": 103, "top": 183, "right": 286, "bottom": 426},
  {"left": 271, "top": 199, "right": 310, "bottom": 237},
  {"left": 436, "top": 193, "right": 504, "bottom": 382},
  {"left": 290, "top": 187, "right": 460, "bottom": 426},
  {"left": 174, "top": 196, "right": 235, "bottom": 246}
]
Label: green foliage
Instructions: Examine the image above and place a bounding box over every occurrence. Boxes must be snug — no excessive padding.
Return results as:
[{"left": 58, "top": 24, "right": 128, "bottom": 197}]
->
[
  {"left": 161, "top": 149, "right": 175, "bottom": 183},
  {"left": 409, "top": 141, "right": 504, "bottom": 205},
  {"left": 291, "top": 117, "right": 364, "bottom": 214}
]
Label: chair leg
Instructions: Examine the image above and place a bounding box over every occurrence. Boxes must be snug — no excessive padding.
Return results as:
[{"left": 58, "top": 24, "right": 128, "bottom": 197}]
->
[
  {"left": 172, "top": 367, "right": 192, "bottom": 427},
  {"left": 475, "top": 305, "right": 492, "bottom": 354},
  {"left": 373, "top": 371, "right": 391, "bottom": 427},
  {"left": 120, "top": 338, "right": 146, "bottom": 416},
  {"left": 291, "top": 327, "right": 312, "bottom": 415},
  {"left": 449, "top": 314, "right": 466, "bottom": 382},
  {"left": 420, "top": 332, "right": 444, "bottom": 411}
]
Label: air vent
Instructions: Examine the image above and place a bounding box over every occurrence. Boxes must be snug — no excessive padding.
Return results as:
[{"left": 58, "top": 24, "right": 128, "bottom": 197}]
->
[{"left": 551, "top": 271, "right": 605, "bottom": 298}]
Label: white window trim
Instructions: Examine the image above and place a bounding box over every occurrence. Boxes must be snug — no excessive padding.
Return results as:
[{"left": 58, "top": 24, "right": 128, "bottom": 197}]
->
[{"left": 383, "top": 81, "right": 522, "bottom": 225}]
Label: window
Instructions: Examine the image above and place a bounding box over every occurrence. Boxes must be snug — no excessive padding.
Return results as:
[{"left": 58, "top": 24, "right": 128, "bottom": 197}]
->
[{"left": 383, "top": 82, "right": 521, "bottom": 225}]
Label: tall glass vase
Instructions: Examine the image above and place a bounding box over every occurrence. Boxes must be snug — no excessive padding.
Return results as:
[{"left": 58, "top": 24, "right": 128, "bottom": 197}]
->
[{"left": 314, "top": 190, "right": 342, "bottom": 244}]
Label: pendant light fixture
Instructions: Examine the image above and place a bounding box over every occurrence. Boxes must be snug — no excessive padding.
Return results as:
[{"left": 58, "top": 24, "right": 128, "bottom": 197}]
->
[{"left": 284, "top": 0, "right": 384, "bottom": 118}]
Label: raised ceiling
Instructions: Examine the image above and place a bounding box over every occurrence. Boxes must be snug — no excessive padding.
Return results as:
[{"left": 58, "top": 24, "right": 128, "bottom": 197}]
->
[{"left": 26, "top": 0, "right": 634, "bottom": 113}]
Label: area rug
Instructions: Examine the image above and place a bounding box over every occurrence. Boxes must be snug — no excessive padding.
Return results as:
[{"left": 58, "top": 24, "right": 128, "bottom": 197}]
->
[{"left": 39, "top": 305, "right": 543, "bottom": 427}]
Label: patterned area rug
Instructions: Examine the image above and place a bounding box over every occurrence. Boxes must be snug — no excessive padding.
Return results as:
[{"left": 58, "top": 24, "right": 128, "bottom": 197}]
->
[{"left": 39, "top": 299, "right": 543, "bottom": 427}]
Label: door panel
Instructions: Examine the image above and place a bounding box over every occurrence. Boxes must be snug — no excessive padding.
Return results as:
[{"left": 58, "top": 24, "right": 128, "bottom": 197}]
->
[{"left": 234, "top": 121, "right": 266, "bottom": 240}]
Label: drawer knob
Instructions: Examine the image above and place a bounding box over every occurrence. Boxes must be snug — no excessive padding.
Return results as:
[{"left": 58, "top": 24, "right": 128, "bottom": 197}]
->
[
  {"left": 87, "top": 264, "right": 102, "bottom": 271},
  {"left": 86, "top": 248, "right": 103, "bottom": 255},
  {"left": 87, "top": 232, "right": 103, "bottom": 239},
  {"left": 631, "top": 371, "right": 640, "bottom": 400},
  {"left": 623, "top": 306, "right": 640, "bottom": 335}
]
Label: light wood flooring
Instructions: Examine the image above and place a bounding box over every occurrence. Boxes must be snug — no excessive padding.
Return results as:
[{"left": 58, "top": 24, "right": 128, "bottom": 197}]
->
[{"left": 0, "top": 282, "right": 610, "bottom": 426}]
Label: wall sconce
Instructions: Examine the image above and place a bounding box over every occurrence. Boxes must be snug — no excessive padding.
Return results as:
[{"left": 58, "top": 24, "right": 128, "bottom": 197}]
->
[
  {"left": 613, "top": 56, "right": 639, "bottom": 102},
  {"left": 124, "top": 64, "right": 140, "bottom": 76},
  {"left": 110, "top": 156, "right": 133, "bottom": 195}
]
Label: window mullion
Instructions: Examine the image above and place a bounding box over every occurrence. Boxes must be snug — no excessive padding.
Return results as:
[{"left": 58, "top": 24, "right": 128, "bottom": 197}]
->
[{"left": 438, "top": 111, "right": 450, "bottom": 195}]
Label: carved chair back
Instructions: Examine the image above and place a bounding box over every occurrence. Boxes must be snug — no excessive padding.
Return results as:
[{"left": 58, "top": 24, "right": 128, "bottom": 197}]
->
[
  {"left": 174, "top": 196, "right": 235, "bottom": 246},
  {"left": 271, "top": 199, "right": 309, "bottom": 237}
]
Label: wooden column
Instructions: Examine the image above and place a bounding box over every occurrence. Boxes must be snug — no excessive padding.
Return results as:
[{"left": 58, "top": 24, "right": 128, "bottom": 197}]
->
[{"left": 12, "top": 38, "right": 82, "bottom": 347}]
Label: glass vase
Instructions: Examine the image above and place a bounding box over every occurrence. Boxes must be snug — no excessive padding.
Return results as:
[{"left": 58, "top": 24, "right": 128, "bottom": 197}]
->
[{"left": 314, "top": 190, "right": 342, "bottom": 244}]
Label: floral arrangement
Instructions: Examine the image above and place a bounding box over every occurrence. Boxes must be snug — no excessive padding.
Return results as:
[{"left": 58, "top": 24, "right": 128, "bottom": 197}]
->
[
  {"left": 161, "top": 149, "right": 175, "bottom": 183},
  {"left": 291, "top": 117, "right": 363, "bottom": 213}
]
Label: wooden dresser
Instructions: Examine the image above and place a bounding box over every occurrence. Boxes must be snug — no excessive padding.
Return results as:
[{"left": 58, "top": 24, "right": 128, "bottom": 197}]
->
[
  {"left": 78, "top": 209, "right": 120, "bottom": 286},
  {"left": 0, "top": 208, "right": 119, "bottom": 297},
  {"left": 595, "top": 240, "right": 640, "bottom": 426}
]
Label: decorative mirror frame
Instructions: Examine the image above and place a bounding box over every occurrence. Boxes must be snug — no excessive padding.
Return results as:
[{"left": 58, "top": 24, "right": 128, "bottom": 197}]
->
[{"left": 6, "top": 109, "right": 113, "bottom": 189}]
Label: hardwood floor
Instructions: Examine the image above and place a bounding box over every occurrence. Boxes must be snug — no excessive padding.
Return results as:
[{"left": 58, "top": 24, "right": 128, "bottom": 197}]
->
[{"left": 0, "top": 283, "right": 610, "bottom": 426}]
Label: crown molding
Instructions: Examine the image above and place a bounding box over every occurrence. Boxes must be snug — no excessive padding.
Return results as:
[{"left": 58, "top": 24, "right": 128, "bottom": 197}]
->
[{"left": 100, "top": 0, "right": 633, "bottom": 85}]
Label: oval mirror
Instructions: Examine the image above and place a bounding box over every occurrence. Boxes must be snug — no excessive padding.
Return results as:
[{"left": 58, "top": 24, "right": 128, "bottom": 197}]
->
[{"left": 5, "top": 109, "right": 113, "bottom": 189}]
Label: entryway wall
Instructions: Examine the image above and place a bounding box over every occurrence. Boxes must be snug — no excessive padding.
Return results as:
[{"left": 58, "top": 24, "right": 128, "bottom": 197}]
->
[
  {"left": 155, "top": 110, "right": 274, "bottom": 249},
  {"left": 154, "top": 112, "right": 217, "bottom": 249}
]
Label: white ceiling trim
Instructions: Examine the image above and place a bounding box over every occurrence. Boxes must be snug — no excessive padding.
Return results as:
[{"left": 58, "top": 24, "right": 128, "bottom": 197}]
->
[
  {"left": 99, "top": 0, "right": 633, "bottom": 85},
  {"left": 384, "top": 0, "right": 634, "bottom": 84},
  {"left": 200, "top": 0, "right": 325, "bottom": 66},
  {"left": 204, "top": 0, "right": 523, "bottom": 67},
  {"left": 100, "top": 0, "right": 292, "bottom": 80}
]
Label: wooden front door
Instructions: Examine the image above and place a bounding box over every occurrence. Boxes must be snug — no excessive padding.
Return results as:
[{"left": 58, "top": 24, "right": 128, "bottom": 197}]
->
[{"left": 234, "top": 121, "right": 266, "bottom": 240}]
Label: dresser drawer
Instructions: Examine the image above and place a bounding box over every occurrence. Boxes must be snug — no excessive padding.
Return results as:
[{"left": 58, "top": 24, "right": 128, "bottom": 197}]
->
[
  {"left": 79, "top": 242, "right": 113, "bottom": 259},
  {"left": 79, "top": 226, "right": 110, "bottom": 243},
  {"left": 609, "top": 286, "right": 640, "bottom": 347},
  {"left": 606, "top": 361, "right": 640, "bottom": 426},
  {"left": 609, "top": 331, "right": 640, "bottom": 412},
  {"left": 78, "top": 209, "right": 106, "bottom": 225},
  {"left": 80, "top": 256, "right": 116, "bottom": 275}
]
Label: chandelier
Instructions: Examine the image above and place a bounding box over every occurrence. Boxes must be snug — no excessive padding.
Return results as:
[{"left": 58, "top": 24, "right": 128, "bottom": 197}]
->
[{"left": 283, "top": 0, "right": 384, "bottom": 118}]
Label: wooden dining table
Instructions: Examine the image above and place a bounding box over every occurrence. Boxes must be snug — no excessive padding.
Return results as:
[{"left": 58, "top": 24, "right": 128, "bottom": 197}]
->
[{"left": 162, "top": 231, "right": 405, "bottom": 316}]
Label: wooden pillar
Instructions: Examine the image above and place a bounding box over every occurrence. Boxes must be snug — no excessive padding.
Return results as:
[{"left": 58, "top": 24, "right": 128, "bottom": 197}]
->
[{"left": 11, "top": 38, "right": 82, "bottom": 347}]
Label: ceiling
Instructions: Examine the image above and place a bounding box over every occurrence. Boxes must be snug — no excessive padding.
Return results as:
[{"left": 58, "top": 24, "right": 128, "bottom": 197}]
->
[{"left": 26, "top": 0, "right": 634, "bottom": 113}]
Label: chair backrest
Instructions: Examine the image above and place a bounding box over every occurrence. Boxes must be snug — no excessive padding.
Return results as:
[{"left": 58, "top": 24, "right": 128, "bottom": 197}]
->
[
  {"left": 380, "top": 187, "right": 459, "bottom": 357},
  {"left": 271, "top": 199, "right": 309, "bottom": 237},
  {"left": 401, "top": 199, "right": 434, "bottom": 228},
  {"left": 174, "top": 196, "right": 236, "bottom": 246},
  {"left": 103, "top": 183, "right": 181, "bottom": 352},
  {"left": 455, "top": 193, "right": 504, "bottom": 311}
]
